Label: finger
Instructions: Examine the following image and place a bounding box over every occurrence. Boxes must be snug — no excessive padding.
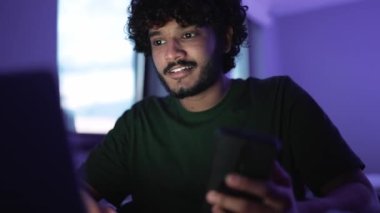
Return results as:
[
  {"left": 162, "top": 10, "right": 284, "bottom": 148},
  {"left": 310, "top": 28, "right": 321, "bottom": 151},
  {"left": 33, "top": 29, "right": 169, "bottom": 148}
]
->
[
  {"left": 225, "top": 173, "right": 269, "bottom": 198},
  {"left": 225, "top": 174, "right": 291, "bottom": 211},
  {"left": 207, "top": 190, "right": 270, "bottom": 213},
  {"left": 211, "top": 205, "right": 226, "bottom": 213}
]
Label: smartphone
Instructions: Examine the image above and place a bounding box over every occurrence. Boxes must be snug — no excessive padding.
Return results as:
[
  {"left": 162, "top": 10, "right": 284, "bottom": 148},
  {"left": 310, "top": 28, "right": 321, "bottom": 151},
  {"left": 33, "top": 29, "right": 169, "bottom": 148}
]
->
[{"left": 206, "top": 128, "right": 281, "bottom": 202}]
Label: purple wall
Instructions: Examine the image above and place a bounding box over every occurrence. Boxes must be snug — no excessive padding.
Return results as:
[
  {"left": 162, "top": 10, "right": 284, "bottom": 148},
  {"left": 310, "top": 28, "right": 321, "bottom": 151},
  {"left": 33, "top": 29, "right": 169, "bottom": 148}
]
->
[
  {"left": 0, "top": 0, "right": 378, "bottom": 173},
  {"left": 275, "top": 0, "right": 380, "bottom": 173},
  {"left": 249, "top": 23, "right": 282, "bottom": 78},
  {"left": 0, "top": 0, "right": 57, "bottom": 73}
]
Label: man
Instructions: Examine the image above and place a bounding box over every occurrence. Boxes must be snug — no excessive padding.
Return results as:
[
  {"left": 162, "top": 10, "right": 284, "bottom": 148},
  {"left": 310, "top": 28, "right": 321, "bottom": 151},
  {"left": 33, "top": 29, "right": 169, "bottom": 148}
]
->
[{"left": 81, "top": 0, "right": 379, "bottom": 212}]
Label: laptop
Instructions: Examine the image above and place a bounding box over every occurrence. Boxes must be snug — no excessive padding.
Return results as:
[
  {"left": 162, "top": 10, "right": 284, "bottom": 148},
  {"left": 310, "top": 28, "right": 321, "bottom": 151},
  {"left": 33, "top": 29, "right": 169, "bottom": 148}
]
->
[{"left": 0, "top": 70, "right": 85, "bottom": 213}]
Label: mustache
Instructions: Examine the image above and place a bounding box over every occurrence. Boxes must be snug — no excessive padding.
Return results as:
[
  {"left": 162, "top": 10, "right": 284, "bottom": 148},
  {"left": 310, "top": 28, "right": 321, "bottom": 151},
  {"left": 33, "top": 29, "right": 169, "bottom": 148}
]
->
[{"left": 163, "top": 60, "right": 197, "bottom": 74}]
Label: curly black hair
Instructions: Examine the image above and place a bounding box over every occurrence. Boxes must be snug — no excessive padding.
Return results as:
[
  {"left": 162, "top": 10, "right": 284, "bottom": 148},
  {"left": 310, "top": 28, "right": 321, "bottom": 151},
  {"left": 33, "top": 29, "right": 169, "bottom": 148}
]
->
[{"left": 127, "top": 0, "right": 248, "bottom": 73}]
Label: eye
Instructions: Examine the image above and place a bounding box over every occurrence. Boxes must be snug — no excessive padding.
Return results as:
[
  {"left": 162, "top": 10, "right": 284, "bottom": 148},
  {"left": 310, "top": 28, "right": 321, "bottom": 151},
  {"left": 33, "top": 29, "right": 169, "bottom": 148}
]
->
[
  {"left": 151, "top": 39, "right": 166, "bottom": 46},
  {"left": 182, "top": 32, "right": 196, "bottom": 39}
]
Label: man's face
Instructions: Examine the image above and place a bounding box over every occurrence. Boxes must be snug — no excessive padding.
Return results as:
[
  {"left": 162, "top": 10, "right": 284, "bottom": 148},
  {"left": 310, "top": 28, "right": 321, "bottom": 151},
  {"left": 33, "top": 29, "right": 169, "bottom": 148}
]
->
[{"left": 149, "top": 20, "right": 223, "bottom": 99}]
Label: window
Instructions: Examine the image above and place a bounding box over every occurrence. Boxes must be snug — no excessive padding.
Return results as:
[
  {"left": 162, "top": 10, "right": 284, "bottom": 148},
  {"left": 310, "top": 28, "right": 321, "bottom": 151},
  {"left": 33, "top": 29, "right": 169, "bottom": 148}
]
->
[{"left": 58, "top": 0, "right": 142, "bottom": 134}]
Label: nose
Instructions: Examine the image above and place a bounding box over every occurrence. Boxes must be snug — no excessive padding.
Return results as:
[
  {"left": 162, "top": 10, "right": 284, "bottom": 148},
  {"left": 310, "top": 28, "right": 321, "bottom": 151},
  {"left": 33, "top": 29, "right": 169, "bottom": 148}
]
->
[{"left": 164, "top": 39, "right": 185, "bottom": 62}]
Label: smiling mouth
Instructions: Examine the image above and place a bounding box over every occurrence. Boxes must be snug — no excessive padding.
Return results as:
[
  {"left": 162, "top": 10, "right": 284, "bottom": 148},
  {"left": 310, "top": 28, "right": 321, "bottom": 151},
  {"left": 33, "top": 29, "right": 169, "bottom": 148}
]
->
[
  {"left": 169, "top": 66, "right": 194, "bottom": 73},
  {"left": 165, "top": 65, "right": 195, "bottom": 80},
  {"left": 163, "top": 60, "right": 197, "bottom": 75}
]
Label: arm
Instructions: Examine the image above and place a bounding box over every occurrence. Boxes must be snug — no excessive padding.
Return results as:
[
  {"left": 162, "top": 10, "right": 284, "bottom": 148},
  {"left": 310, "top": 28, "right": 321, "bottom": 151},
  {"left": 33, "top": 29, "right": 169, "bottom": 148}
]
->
[
  {"left": 80, "top": 189, "right": 116, "bottom": 213},
  {"left": 79, "top": 112, "right": 133, "bottom": 207},
  {"left": 80, "top": 181, "right": 119, "bottom": 213},
  {"left": 298, "top": 169, "right": 380, "bottom": 213},
  {"left": 82, "top": 181, "right": 103, "bottom": 202},
  {"left": 206, "top": 163, "right": 380, "bottom": 213}
]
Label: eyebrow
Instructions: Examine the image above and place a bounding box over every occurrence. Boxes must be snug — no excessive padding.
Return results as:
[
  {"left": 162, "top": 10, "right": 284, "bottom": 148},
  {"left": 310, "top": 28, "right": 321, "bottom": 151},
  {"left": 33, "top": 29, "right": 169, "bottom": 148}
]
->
[
  {"left": 148, "top": 25, "right": 199, "bottom": 38},
  {"left": 148, "top": 30, "right": 161, "bottom": 38}
]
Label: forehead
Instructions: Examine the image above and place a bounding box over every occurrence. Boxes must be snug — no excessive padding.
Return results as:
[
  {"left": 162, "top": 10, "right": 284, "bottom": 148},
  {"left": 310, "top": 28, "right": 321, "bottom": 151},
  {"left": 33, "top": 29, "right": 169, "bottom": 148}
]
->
[{"left": 149, "top": 20, "right": 191, "bottom": 33}]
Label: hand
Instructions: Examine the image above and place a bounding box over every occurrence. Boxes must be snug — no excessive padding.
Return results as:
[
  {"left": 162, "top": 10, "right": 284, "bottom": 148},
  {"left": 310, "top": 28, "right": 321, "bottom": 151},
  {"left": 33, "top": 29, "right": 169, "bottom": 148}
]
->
[
  {"left": 81, "top": 191, "right": 117, "bottom": 213},
  {"left": 206, "top": 162, "right": 297, "bottom": 213}
]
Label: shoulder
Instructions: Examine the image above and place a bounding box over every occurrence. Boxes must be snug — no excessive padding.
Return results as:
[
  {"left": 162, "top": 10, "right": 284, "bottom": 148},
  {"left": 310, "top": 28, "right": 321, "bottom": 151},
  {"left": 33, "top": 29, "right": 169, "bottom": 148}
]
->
[
  {"left": 236, "top": 76, "right": 299, "bottom": 93},
  {"left": 234, "top": 76, "right": 303, "bottom": 102},
  {"left": 100, "top": 96, "right": 171, "bottom": 146},
  {"left": 124, "top": 96, "right": 170, "bottom": 115},
  {"left": 116, "top": 96, "right": 173, "bottom": 127},
  {"left": 244, "top": 75, "right": 299, "bottom": 90},
  {"left": 132, "top": 96, "right": 168, "bottom": 108}
]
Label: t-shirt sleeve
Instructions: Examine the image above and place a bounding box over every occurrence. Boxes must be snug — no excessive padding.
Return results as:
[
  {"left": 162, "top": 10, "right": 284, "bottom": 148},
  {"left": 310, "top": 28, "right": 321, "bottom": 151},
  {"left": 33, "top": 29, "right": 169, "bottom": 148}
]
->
[
  {"left": 81, "top": 112, "right": 132, "bottom": 205},
  {"left": 282, "top": 77, "right": 364, "bottom": 196}
]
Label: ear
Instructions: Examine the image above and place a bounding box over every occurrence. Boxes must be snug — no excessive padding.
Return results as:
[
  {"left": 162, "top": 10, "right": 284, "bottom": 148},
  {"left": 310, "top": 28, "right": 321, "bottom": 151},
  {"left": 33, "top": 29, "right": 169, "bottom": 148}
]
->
[{"left": 224, "top": 27, "right": 233, "bottom": 53}]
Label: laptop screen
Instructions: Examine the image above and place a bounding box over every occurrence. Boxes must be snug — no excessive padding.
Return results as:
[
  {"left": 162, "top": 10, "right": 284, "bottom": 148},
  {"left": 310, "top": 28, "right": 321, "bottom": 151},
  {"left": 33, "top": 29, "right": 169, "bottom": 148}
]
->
[{"left": 0, "top": 70, "right": 85, "bottom": 213}]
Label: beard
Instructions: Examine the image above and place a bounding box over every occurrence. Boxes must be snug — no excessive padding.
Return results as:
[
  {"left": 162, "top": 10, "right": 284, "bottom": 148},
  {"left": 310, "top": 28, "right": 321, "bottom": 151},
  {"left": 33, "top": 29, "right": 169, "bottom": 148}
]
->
[{"left": 157, "top": 53, "right": 223, "bottom": 99}]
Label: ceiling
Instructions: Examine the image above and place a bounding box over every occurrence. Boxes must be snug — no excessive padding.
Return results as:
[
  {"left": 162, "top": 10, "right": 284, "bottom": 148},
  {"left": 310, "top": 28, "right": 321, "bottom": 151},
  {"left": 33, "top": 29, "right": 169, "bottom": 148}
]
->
[{"left": 243, "top": 0, "right": 363, "bottom": 25}]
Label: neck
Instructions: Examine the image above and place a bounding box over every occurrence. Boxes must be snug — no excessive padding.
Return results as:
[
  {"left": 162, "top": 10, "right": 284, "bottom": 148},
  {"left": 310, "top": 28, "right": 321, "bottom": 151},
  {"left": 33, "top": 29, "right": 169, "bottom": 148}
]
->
[{"left": 179, "top": 75, "right": 231, "bottom": 112}]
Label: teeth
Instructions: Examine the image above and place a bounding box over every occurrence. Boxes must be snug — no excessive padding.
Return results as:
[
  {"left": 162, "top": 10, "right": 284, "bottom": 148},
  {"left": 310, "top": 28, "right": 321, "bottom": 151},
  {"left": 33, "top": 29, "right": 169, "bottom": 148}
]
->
[{"left": 170, "top": 66, "right": 192, "bottom": 73}]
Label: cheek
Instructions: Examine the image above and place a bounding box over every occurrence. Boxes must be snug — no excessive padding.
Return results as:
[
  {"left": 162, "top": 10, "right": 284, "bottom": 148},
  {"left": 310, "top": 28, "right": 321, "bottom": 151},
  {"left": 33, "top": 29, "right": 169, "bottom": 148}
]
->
[
  {"left": 193, "top": 48, "right": 215, "bottom": 66},
  {"left": 193, "top": 39, "right": 217, "bottom": 61},
  {"left": 152, "top": 52, "right": 164, "bottom": 72}
]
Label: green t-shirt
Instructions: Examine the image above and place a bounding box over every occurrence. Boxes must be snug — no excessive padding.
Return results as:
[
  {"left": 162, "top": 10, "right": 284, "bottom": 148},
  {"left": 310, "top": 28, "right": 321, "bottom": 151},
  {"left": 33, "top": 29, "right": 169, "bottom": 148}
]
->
[{"left": 83, "top": 76, "right": 363, "bottom": 212}]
